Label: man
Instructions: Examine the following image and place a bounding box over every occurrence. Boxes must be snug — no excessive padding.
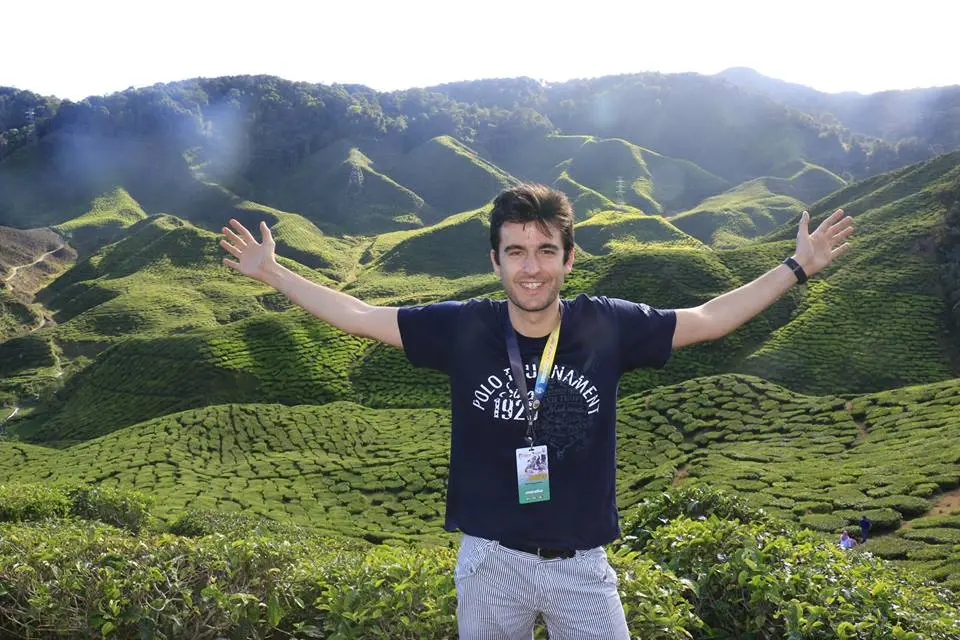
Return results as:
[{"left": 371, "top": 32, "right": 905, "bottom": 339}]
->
[
  {"left": 860, "top": 515, "right": 872, "bottom": 542},
  {"left": 220, "top": 183, "right": 854, "bottom": 639}
]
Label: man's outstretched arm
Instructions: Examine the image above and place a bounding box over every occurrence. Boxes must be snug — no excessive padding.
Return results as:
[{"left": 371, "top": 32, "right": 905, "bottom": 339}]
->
[
  {"left": 220, "top": 219, "right": 402, "bottom": 348},
  {"left": 672, "top": 208, "right": 855, "bottom": 349}
]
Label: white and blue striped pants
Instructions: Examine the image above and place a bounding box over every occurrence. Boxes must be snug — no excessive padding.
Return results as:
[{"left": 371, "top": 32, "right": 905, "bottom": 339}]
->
[{"left": 454, "top": 534, "right": 630, "bottom": 639}]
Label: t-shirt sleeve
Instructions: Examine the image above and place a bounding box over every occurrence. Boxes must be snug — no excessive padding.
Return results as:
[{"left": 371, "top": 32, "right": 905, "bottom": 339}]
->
[
  {"left": 607, "top": 297, "right": 677, "bottom": 372},
  {"left": 397, "top": 300, "right": 464, "bottom": 373}
]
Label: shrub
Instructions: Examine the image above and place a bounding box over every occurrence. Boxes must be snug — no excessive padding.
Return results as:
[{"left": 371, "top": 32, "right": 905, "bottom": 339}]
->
[
  {"left": 902, "top": 527, "right": 960, "bottom": 545},
  {"left": 170, "top": 508, "right": 285, "bottom": 538},
  {"left": 634, "top": 516, "right": 960, "bottom": 638},
  {"left": 0, "top": 520, "right": 699, "bottom": 640},
  {"left": 868, "top": 495, "right": 932, "bottom": 518},
  {"left": 832, "top": 508, "right": 903, "bottom": 532},
  {"left": 0, "top": 483, "right": 153, "bottom": 533},
  {"left": 800, "top": 512, "right": 849, "bottom": 532},
  {"left": 911, "top": 514, "right": 960, "bottom": 530},
  {"left": 860, "top": 536, "right": 927, "bottom": 560},
  {"left": 67, "top": 484, "right": 153, "bottom": 533},
  {"left": 620, "top": 485, "right": 770, "bottom": 550},
  {"left": 0, "top": 483, "right": 70, "bottom": 522}
]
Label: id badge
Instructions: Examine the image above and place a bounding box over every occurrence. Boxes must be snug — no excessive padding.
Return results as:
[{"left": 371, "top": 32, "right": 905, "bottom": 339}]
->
[{"left": 516, "top": 445, "right": 550, "bottom": 504}]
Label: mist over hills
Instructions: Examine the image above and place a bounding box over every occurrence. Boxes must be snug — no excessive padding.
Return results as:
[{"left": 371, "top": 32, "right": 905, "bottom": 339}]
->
[
  {"left": 716, "top": 66, "right": 960, "bottom": 148},
  {"left": 2, "top": 66, "right": 960, "bottom": 613}
]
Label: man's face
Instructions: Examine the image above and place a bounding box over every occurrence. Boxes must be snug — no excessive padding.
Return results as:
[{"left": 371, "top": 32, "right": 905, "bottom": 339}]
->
[{"left": 491, "top": 221, "right": 574, "bottom": 313}]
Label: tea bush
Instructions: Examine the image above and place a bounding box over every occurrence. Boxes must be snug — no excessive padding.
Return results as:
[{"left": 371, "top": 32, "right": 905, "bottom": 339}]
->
[
  {"left": 66, "top": 484, "right": 153, "bottom": 533},
  {"left": 0, "top": 520, "right": 699, "bottom": 639},
  {"left": 0, "top": 482, "right": 150, "bottom": 532},
  {"left": 1, "top": 486, "right": 959, "bottom": 638},
  {"left": 634, "top": 516, "right": 960, "bottom": 638},
  {"left": 0, "top": 483, "right": 70, "bottom": 522}
]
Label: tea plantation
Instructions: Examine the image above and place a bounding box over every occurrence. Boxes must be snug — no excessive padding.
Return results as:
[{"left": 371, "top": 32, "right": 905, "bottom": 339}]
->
[{"left": 1, "top": 136, "right": 960, "bottom": 636}]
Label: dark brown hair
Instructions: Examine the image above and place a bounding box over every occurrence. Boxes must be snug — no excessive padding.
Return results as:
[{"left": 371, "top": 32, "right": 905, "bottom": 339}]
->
[{"left": 489, "top": 183, "right": 575, "bottom": 264}]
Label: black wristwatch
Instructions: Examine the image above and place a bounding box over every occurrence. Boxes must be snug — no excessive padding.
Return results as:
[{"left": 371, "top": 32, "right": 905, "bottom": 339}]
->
[{"left": 782, "top": 257, "right": 808, "bottom": 284}]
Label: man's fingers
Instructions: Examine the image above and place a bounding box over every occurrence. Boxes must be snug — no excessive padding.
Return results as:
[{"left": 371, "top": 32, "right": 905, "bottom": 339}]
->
[
  {"left": 831, "top": 243, "right": 852, "bottom": 259},
  {"left": 223, "top": 258, "right": 240, "bottom": 270},
  {"left": 220, "top": 238, "right": 242, "bottom": 258},
  {"left": 816, "top": 208, "right": 846, "bottom": 233},
  {"left": 831, "top": 225, "right": 855, "bottom": 246},
  {"left": 827, "top": 216, "right": 854, "bottom": 238},
  {"left": 229, "top": 218, "right": 257, "bottom": 244},
  {"left": 260, "top": 221, "right": 274, "bottom": 243},
  {"left": 223, "top": 226, "right": 247, "bottom": 247},
  {"left": 799, "top": 211, "right": 810, "bottom": 236}
]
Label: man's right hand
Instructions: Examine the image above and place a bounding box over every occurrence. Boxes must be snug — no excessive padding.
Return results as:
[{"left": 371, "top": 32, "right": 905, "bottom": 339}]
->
[
  {"left": 221, "top": 219, "right": 278, "bottom": 283},
  {"left": 218, "top": 217, "right": 403, "bottom": 348}
]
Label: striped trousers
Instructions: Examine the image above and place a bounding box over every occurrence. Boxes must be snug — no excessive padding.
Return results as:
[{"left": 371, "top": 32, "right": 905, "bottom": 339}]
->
[{"left": 454, "top": 534, "right": 630, "bottom": 639}]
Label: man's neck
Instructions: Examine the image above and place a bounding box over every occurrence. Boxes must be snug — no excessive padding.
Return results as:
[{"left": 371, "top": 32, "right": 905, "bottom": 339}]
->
[{"left": 507, "top": 299, "right": 561, "bottom": 338}]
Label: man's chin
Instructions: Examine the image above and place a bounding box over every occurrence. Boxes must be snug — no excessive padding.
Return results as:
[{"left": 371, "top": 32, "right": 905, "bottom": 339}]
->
[{"left": 508, "top": 292, "right": 558, "bottom": 314}]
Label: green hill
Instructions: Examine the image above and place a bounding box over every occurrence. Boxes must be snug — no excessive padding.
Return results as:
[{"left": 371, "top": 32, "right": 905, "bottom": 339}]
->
[
  {"left": 670, "top": 180, "right": 810, "bottom": 247},
  {"left": 255, "top": 140, "right": 432, "bottom": 234},
  {"left": 493, "top": 135, "right": 730, "bottom": 216},
  {"left": 0, "top": 289, "right": 42, "bottom": 342},
  {"left": 7, "top": 153, "right": 957, "bottom": 445},
  {"left": 52, "top": 187, "right": 147, "bottom": 255},
  {"left": 564, "top": 137, "right": 729, "bottom": 214},
  {"left": 490, "top": 133, "right": 596, "bottom": 183},
  {"left": 573, "top": 210, "right": 705, "bottom": 254},
  {"left": 387, "top": 136, "right": 518, "bottom": 215},
  {"left": 0, "top": 132, "right": 197, "bottom": 228},
  {"left": 743, "top": 150, "right": 960, "bottom": 392}
]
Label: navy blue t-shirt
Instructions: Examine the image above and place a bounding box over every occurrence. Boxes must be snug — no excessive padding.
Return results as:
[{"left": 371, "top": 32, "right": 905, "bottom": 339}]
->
[{"left": 397, "top": 293, "right": 676, "bottom": 549}]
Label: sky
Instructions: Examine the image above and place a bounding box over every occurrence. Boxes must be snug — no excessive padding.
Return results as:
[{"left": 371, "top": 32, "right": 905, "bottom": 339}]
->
[{"left": 3, "top": 0, "right": 958, "bottom": 100}]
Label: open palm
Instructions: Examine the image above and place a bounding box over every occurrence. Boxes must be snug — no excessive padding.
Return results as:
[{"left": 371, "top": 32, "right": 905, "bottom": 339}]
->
[
  {"left": 794, "top": 208, "right": 855, "bottom": 276},
  {"left": 220, "top": 219, "right": 278, "bottom": 281}
]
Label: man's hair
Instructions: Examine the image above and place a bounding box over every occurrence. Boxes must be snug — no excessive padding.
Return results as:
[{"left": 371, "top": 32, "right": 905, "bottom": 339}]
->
[{"left": 489, "top": 183, "right": 575, "bottom": 264}]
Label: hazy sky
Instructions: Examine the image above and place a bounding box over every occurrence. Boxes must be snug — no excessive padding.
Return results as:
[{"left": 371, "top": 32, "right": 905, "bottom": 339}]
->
[{"left": 3, "top": 0, "right": 957, "bottom": 100}]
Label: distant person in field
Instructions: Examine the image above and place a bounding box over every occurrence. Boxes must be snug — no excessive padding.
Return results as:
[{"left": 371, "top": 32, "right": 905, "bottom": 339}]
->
[
  {"left": 220, "top": 184, "right": 854, "bottom": 639},
  {"left": 860, "top": 515, "right": 872, "bottom": 542},
  {"left": 840, "top": 530, "right": 858, "bottom": 550}
]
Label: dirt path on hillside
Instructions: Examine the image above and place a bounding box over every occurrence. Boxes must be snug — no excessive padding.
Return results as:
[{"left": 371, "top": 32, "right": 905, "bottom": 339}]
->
[
  {"left": 672, "top": 465, "right": 689, "bottom": 487},
  {"left": 901, "top": 488, "right": 960, "bottom": 530},
  {"left": 845, "top": 401, "right": 869, "bottom": 443},
  {"left": 2, "top": 245, "right": 65, "bottom": 283},
  {"left": 928, "top": 488, "right": 960, "bottom": 517}
]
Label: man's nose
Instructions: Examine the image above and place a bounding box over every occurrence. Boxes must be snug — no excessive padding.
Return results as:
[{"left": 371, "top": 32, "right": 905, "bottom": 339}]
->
[{"left": 522, "top": 254, "right": 540, "bottom": 273}]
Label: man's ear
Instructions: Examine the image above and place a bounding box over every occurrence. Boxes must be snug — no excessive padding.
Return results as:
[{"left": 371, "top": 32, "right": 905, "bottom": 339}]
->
[
  {"left": 564, "top": 246, "right": 575, "bottom": 274},
  {"left": 490, "top": 249, "right": 501, "bottom": 276}
]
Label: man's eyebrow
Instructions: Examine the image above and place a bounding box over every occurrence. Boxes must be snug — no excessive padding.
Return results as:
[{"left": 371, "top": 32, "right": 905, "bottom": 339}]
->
[{"left": 502, "top": 242, "right": 561, "bottom": 252}]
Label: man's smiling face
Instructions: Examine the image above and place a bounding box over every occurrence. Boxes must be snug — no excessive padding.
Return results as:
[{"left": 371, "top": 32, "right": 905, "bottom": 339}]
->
[{"left": 492, "top": 220, "right": 574, "bottom": 314}]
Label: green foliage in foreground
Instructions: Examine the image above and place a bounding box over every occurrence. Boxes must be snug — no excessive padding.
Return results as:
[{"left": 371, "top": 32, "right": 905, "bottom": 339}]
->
[
  {"left": 0, "top": 488, "right": 957, "bottom": 639},
  {"left": 0, "top": 482, "right": 152, "bottom": 533},
  {"left": 620, "top": 486, "right": 960, "bottom": 638}
]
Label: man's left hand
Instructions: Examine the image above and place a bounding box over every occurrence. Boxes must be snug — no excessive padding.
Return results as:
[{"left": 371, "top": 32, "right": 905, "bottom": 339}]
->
[{"left": 794, "top": 208, "right": 855, "bottom": 276}]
